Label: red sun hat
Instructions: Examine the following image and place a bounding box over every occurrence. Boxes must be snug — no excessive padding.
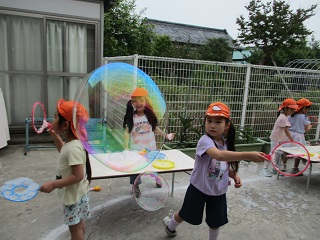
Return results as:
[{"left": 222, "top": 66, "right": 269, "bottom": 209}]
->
[
  {"left": 278, "top": 98, "right": 298, "bottom": 111},
  {"left": 296, "top": 98, "right": 312, "bottom": 112},
  {"left": 206, "top": 102, "right": 230, "bottom": 119},
  {"left": 57, "top": 99, "right": 89, "bottom": 140}
]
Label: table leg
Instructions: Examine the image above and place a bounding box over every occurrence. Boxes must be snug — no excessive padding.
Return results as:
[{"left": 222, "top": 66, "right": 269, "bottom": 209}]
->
[
  {"left": 25, "top": 118, "right": 29, "bottom": 155},
  {"left": 306, "top": 163, "right": 312, "bottom": 194},
  {"left": 171, "top": 172, "right": 175, "bottom": 197}
]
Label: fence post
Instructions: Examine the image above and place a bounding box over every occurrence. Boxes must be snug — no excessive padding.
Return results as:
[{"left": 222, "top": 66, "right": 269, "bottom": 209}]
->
[
  {"left": 133, "top": 54, "right": 139, "bottom": 68},
  {"left": 315, "top": 111, "right": 320, "bottom": 141},
  {"left": 240, "top": 64, "right": 251, "bottom": 128}
]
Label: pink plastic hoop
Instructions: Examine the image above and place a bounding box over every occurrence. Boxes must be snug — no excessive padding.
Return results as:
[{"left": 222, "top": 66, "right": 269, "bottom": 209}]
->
[
  {"left": 264, "top": 141, "right": 310, "bottom": 177},
  {"left": 32, "top": 101, "right": 51, "bottom": 134}
]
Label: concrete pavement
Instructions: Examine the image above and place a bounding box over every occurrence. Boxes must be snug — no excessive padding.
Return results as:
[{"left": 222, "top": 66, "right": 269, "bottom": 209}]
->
[{"left": 1, "top": 143, "right": 320, "bottom": 240}]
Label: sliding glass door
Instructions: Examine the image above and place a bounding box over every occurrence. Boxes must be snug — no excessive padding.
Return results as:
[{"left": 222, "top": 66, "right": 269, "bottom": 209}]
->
[{"left": 0, "top": 13, "right": 97, "bottom": 125}]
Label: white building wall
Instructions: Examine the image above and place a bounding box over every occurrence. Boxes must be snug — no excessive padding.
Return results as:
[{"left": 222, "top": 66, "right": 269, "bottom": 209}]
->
[{"left": 0, "top": 0, "right": 102, "bottom": 19}]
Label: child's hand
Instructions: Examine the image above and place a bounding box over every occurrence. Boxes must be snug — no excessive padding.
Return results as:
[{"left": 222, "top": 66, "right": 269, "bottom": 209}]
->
[
  {"left": 250, "top": 152, "right": 269, "bottom": 162},
  {"left": 233, "top": 175, "right": 242, "bottom": 188},
  {"left": 166, "top": 133, "right": 175, "bottom": 141},
  {"left": 39, "top": 181, "right": 56, "bottom": 193},
  {"left": 47, "top": 128, "right": 57, "bottom": 136}
]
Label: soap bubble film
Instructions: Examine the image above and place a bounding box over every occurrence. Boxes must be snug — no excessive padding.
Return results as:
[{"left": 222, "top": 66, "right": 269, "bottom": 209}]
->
[
  {"left": 73, "top": 62, "right": 169, "bottom": 172},
  {"left": 133, "top": 172, "right": 169, "bottom": 211}
]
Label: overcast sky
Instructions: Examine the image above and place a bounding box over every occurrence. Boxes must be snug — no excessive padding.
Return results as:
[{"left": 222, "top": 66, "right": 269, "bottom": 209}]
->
[{"left": 134, "top": 0, "right": 320, "bottom": 41}]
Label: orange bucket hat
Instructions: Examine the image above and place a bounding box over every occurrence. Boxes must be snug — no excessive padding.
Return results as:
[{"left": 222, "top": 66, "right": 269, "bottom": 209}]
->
[
  {"left": 206, "top": 102, "right": 230, "bottom": 119},
  {"left": 57, "top": 99, "right": 89, "bottom": 140},
  {"left": 278, "top": 98, "right": 298, "bottom": 111},
  {"left": 131, "top": 88, "right": 148, "bottom": 97},
  {"left": 296, "top": 98, "right": 312, "bottom": 112},
  {"left": 131, "top": 87, "right": 154, "bottom": 110}
]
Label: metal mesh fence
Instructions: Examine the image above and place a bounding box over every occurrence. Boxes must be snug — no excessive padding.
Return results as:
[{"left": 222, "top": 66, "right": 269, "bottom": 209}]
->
[{"left": 104, "top": 55, "right": 320, "bottom": 145}]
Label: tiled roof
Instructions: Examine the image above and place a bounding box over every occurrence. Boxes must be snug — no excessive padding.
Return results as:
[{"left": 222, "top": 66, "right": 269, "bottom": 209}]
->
[{"left": 147, "top": 18, "right": 233, "bottom": 45}]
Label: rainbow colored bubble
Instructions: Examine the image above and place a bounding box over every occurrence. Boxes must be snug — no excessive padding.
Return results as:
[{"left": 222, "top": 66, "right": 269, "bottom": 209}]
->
[{"left": 73, "top": 62, "right": 169, "bottom": 173}]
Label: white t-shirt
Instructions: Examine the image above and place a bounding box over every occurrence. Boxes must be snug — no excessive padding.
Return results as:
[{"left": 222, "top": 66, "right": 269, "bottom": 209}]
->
[
  {"left": 129, "top": 114, "right": 156, "bottom": 151},
  {"left": 56, "top": 140, "right": 89, "bottom": 205},
  {"left": 270, "top": 113, "right": 291, "bottom": 143},
  {"left": 189, "top": 135, "right": 229, "bottom": 196}
]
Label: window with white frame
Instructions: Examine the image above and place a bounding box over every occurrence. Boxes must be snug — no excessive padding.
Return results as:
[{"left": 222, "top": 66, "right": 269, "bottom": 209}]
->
[{"left": 0, "top": 13, "right": 98, "bottom": 125}]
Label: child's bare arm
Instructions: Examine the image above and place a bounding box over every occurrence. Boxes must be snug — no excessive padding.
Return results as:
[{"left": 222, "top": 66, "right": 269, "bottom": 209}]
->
[
  {"left": 47, "top": 129, "right": 64, "bottom": 152},
  {"left": 305, "top": 124, "right": 312, "bottom": 132},
  {"left": 154, "top": 127, "right": 175, "bottom": 140},
  {"left": 124, "top": 127, "right": 130, "bottom": 150},
  {"left": 206, "top": 147, "right": 267, "bottom": 163},
  {"left": 229, "top": 169, "right": 242, "bottom": 188},
  {"left": 284, "top": 127, "right": 294, "bottom": 141},
  {"left": 39, "top": 164, "right": 84, "bottom": 193}
]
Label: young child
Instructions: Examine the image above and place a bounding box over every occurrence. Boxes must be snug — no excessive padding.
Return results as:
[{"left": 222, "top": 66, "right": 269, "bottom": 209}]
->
[
  {"left": 123, "top": 87, "right": 175, "bottom": 197},
  {"left": 39, "top": 99, "right": 91, "bottom": 240},
  {"left": 289, "top": 98, "right": 312, "bottom": 175},
  {"left": 162, "top": 102, "right": 267, "bottom": 240},
  {"left": 260, "top": 98, "right": 297, "bottom": 177}
]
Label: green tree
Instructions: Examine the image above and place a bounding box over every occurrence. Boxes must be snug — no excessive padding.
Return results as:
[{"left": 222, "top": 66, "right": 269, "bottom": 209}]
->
[
  {"left": 103, "top": 0, "right": 155, "bottom": 57},
  {"left": 199, "top": 38, "right": 233, "bottom": 62},
  {"left": 151, "top": 35, "right": 174, "bottom": 57},
  {"left": 244, "top": 40, "right": 318, "bottom": 66},
  {"left": 309, "top": 38, "right": 320, "bottom": 59},
  {"left": 236, "top": 0, "right": 317, "bottom": 65}
]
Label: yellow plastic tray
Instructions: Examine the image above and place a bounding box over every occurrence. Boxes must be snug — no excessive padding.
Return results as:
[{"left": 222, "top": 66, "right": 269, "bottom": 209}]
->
[{"left": 152, "top": 159, "right": 175, "bottom": 170}]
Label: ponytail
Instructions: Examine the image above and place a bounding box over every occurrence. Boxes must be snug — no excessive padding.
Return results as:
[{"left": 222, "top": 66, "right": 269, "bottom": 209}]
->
[
  {"left": 85, "top": 150, "right": 92, "bottom": 184},
  {"left": 225, "top": 119, "right": 238, "bottom": 173}
]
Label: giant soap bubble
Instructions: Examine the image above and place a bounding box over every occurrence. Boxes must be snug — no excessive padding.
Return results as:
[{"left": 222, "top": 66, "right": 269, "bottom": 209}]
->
[{"left": 73, "top": 62, "right": 169, "bottom": 172}]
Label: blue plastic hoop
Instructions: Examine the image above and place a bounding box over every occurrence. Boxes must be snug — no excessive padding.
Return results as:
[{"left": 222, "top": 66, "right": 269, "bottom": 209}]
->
[{"left": 0, "top": 177, "right": 39, "bottom": 202}]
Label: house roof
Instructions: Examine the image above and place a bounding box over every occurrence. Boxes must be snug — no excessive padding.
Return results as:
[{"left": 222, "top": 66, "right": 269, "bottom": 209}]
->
[{"left": 147, "top": 18, "right": 233, "bottom": 45}]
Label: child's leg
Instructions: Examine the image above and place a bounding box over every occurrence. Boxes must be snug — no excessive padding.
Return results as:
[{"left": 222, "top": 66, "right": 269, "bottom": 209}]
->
[
  {"left": 130, "top": 174, "right": 140, "bottom": 185},
  {"left": 150, "top": 172, "right": 163, "bottom": 187},
  {"left": 263, "top": 160, "right": 270, "bottom": 169},
  {"left": 167, "top": 212, "right": 183, "bottom": 231},
  {"left": 69, "top": 219, "right": 85, "bottom": 240},
  {"left": 281, "top": 156, "right": 287, "bottom": 171},
  {"left": 209, "top": 228, "right": 220, "bottom": 240},
  {"left": 293, "top": 158, "right": 301, "bottom": 169}
]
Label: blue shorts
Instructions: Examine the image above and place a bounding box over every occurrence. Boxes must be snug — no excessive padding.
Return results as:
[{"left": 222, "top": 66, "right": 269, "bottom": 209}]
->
[
  {"left": 178, "top": 184, "right": 228, "bottom": 228},
  {"left": 63, "top": 193, "right": 90, "bottom": 225}
]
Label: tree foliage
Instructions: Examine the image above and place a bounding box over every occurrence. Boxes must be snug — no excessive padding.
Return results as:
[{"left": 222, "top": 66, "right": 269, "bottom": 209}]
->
[
  {"left": 236, "top": 0, "right": 317, "bottom": 65},
  {"left": 103, "top": 0, "right": 155, "bottom": 57},
  {"left": 151, "top": 35, "right": 174, "bottom": 57},
  {"left": 199, "top": 38, "right": 233, "bottom": 62},
  {"left": 245, "top": 39, "right": 320, "bottom": 66}
]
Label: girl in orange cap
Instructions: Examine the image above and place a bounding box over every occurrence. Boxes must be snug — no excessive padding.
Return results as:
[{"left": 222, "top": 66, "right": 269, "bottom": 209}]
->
[
  {"left": 123, "top": 87, "right": 175, "bottom": 197},
  {"left": 260, "top": 98, "right": 297, "bottom": 177},
  {"left": 288, "top": 98, "right": 313, "bottom": 175},
  {"left": 162, "top": 102, "right": 267, "bottom": 239},
  {"left": 39, "top": 99, "right": 91, "bottom": 240}
]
